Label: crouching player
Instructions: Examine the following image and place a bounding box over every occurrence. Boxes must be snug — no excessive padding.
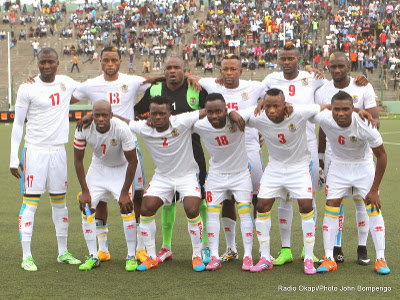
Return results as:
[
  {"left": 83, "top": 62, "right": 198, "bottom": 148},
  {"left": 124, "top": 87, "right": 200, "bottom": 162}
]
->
[
  {"left": 192, "top": 93, "right": 254, "bottom": 271},
  {"left": 74, "top": 100, "right": 138, "bottom": 271},
  {"left": 244, "top": 89, "right": 331, "bottom": 274},
  {"left": 313, "top": 91, "right": 390, "bottom": 275}
]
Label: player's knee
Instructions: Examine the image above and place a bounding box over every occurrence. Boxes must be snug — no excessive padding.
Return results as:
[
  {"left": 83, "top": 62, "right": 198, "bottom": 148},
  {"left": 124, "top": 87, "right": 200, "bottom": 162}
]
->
[
  {"left": 327, "top": 199, "right": 342, "bottom": 208},
  {"left": 298, "top": 200, "right": 313, "bottom": 214},
  {"left": 221, "top": 199, "right": 236, "bottom": 218},
  {"left": 256, "top": 198, "right": 273, "bottom": 213},
  {"left": 184, "top": 206, "right": 199, "bottom": 219}
]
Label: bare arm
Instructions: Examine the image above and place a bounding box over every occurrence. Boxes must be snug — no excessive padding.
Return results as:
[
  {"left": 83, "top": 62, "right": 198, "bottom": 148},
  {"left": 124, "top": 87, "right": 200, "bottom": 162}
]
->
[
  {"left": 112, "top": 114, "right": 130, "bottom": 125},
  {"left": 366, "top": 107, "right": 380, "bottom": 129},
  {"left": 119, "top": 149, "right": 138, "bottom": 214},
  {"left": 318, "top": 127, "right": 327, "bottom": 169},
  {"left": 198, "top": 108, "right": 206, "bottom": 119},
  {"left": 70, "top": 94, "right": 80, "bottom": 104},
  {"left": 10, "top": 105, "right": 28, "bottom": 178},
  {"left": 74, "top": 147, "right": 91, "bottom": 212},
  {"left": 365, "top": 145, "right": 387, "bottom": 213}
]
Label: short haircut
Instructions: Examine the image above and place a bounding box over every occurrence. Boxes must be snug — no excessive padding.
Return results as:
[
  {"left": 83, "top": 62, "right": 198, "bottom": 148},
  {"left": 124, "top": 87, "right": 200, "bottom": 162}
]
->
[
  {"left": 101, "top": 46, "right": 121, "bottom": 59},
  {"left": 283, "top": 42, "right": 296, "bottom": 51},
  {"left": 329, "top": 51, "right": 349, "bottom": 63},
  {"left": 149, "top": 95, "right": 172, "bottom": 110},
  {"left": 38, "top": 47, "right": 58, "bottom": 60},
  {"left": 205, "top": 93, "right": 226, "bottom": 104},
  {"left": 222, "top": 54, "right": 241, "bottom": 62},
  {"left": 331, "top": 91, "right": 353, "bottom": 104},
  {"left": 266, "top": 88, "right": 285, "bottom": 101}
]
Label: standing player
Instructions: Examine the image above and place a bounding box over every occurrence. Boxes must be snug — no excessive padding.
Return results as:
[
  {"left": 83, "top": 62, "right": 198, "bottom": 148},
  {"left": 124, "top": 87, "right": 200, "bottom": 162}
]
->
[
  {"left": 134, "top": 56, "right": 211, "bottom": 264},
  {"left": 245, "top": 89, "right": 330, "bottom": 274},
  {"left": 313, "top": 91, "right": 389, "bottom": 275},
  {"left": 10, "top": 48, "right": 81, "bottom": 271},
  {"left": 193, "top": 93, "right": 254, "bottom": 271},
  {"left": 74, "top": 101, "right": 138, "bottom": 271},
  {"left": 190, "top": 54, "right": 267, "bottom": 262},
  {"left": 121, "top": 96, "right": 207, "bottom": 272},
  {"left": 72, "top": 46, "right": 160, "bottom": 264},
  {"left": 315, "top": 52, "right": 380, "bottom": 265}
]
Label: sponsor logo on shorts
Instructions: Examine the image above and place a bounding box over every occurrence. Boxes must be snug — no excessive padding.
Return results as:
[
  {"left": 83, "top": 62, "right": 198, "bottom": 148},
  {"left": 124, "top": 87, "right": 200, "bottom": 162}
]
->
[
  {"left": 358, "top": 221, "right": 366, "bottom": 227},
  {"left": 224, "top": 227, "right": 231, "bottom": 232},
  {"left": 301, "top": 78, "right": 309, "bottom": 86},
  {"left": 171, "top": 129, "right": 179, "bottom": 137},
  {"left": 352, "top": 95, "right": 358, "bottom": 103},
  {"left": 25, "top": 222, "right": 32, "bottom": 227},
  {"left": 279, "top": 219, "right": 287, "bottom": 224},
  {"left": 241, "top": 92, "right": 249, "bottom": 101},
  {"left": 289, "top": 123, "right": 296, "bottom": 132},
  {"left": 323, "top": 225, "right": 328, "bottom": 231},
  {"left": 306, "top": 232, "right": 313, "bottom": 237},
  {"left": 246, "top": 232, "right": 253, "bottom": 237},
  {"left": 65, "top": 181, "right": 68, "bottom": 187},
  {"left": 63, "top": 217, "right": 68, "bottom": 223},
  {"left": 110, "top": 139, "right": 118, "bottom": 146},
  {"left": 190, "top": 97, "right": 197, "bottom": 106},
  {"left": 138, "top": 177, "right": 143, "bottom": 183},
  {"left": 122, "top": 85, "right": 129, "bottom": 93},
  {"left": 60, "top": 83, "right": 66, "bottom": 91},
  {"left": 375, "top": 226, "right": 384, "bottom": 232},
  {"left": 190, "top": 230, "right": 196, "bottom": 235},
  {"left": 308, "top": 187, "right": 312, "bottom": 192},
  {"left": 141, "top": 232, "right": 148, "bottom": 236},
  {"left": 350, "top": 136, "right": 358, "bottom": 142},
  {"left": 127, "top": 224, "right": 135, "bottom": 229},
  {"left": 195, "top": 187, "right": 200, "bottom": 192}
]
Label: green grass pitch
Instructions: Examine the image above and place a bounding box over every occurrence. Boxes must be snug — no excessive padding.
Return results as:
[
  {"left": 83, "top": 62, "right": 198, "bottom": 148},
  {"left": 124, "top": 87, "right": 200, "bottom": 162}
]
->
[{"left": 0, "top": 120, "right": 399, "bottom": 299}]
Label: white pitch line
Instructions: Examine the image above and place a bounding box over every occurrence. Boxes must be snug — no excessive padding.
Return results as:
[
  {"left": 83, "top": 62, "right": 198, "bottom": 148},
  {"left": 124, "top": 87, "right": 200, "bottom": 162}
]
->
[
  {"left": 381, "top": 131, "right": 400, "bottom": 135},
  {"left": 383, "top": 141, "right": 400, "bottom": 146}
]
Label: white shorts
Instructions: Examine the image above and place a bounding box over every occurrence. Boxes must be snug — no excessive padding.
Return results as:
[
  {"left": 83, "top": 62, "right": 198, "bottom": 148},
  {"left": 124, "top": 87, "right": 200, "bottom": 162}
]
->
[
  {"left": 258, "top": 162, "right": 313, "bottom": 200},
  {"left": 144, "top": 172, "right": 201, "bottom": 205},
  {"left": 247, "top": 148, "right": 264, "bottom": 194},
  {"left": 205, "top": 170, "right": 253, "bottom": 206},
  {"left": 325, "top": 160, "right": 375, "bottom": 200},
  {"left": 20, "top": 145, "right": 68, "bottom": 195},
  {"left": 86, "top": 162, "right": 134, "bottom": 209},
  {"left": 134, "top": 142, "right": 145, "bottom": 191}
]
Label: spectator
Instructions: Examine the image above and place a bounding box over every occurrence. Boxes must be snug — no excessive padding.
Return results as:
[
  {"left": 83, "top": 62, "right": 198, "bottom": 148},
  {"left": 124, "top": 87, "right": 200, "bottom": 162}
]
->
[
  {"left": 204, "top": 61, "right": 213, "bottom": 73},
  {"left": 142, "top": 59, "right": 150, "bottom": 73},
  {"left": 71, "top": 54, "right": 80, "bottom": 72}
]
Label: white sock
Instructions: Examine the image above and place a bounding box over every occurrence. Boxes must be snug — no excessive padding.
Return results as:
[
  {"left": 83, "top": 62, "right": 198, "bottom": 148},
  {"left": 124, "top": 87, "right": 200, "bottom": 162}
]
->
[
  {"left": 139, "top": 215, "right": 157, "bottom": 258},
  {"left": 82, "top": 217, "right": 97, "bottom": 257},
  {"left": 300, "top": 210, "right": 315, "bottom": 261},
  {"left": 354, "top": 199, "right": 369, "bottom": 246},
  {"left": 20, "top": 200, "right": 38, "bottom": 260},
  {"left": 238, "top": 202, "right": 253, "bottom": 258},
  {"left": 222, "top": 217, "right": 237, "bottom": 252},
  {"left": 312, "top": 192, "right": 318, "bottom": 222},
  {"left": 323, "top": 206, "right": 340, "bottom": 259},
  {"left": 122, "top": 213, "right": 137, "bottom": 257},
  {"left": 206, "top": 211, "right": 220, "bottom": 258},
  {"left": 278, "top": 197, "right": 293, "bottom": 248},
  {"left": 367, "top": 206, "right": 385, "bottom": 260},
  {"left": 335, "top": 201, "right": 344, "bottom": 247},
  {"left": 187, "top": 215, "right": 203, "bottom": 258},
  {"left": 255, "top": 211, "right": 271, "bottom": 259},
  {"left": 96, "top": 221, "right": 109, "bottom": 253},
  {"left": 51, "top": 201, "right": 68, "bottom": 256},
  {"left": 136, "top": 223, "right": 145, "bottom": 251}
]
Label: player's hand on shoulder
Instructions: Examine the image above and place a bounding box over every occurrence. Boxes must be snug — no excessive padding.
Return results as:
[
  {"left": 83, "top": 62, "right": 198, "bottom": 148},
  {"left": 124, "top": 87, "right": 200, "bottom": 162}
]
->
[
  {"left": 229, "top": 110, "right": 245, "bottom": 132},
  {"left": 79, "top": 191, "right": 92, "bottom": 212},
  {"left": 119, "top": 192, "right": 134, "bottom": 214},
  {"left": 187, "top": 75, "right": 202, "bottom": 92},
  {"left": 308, "top": 68, "right": 325, "bottom": 80},
  {"left": 24, "top": 74, "right": 37, "bottom": 84},
  {"left": 357, "top": 109, "right": 376, "bottom": 128},
  {"left": 215, "top": 75, "right": 224, "bottom": 86},
  {"left": 254, "top": 101, "right": 265, "bottom": 116},
  {"left": 354, "top": 75, "right": 368, "bottom": 86},
  {"left": 146, "top": 117, "right": 155, "bottom": 128},
  {"left": 365, "top": 190, "right": 381, "bottom": 214},
  {"left": 10, "top": 162, "right": 24, "bottom": 179},
  {"left": 141, "top": 76, "right": 162, "bottom": 85},
  {"left": 284, "top": 102, "right": 294, "bottom": 117},
  {"left": 76, "top": 113, "right": 93, "bottom": 131}
]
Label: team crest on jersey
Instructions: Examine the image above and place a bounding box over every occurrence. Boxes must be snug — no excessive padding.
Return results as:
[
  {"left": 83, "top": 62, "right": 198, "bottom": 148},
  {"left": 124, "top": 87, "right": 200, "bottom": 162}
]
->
[
  {"left": 288, "top": 123, "right": 296, "bottom": 132},
  {"left": 350, "top": 136, "right": 358, "bottom": 142},
  {"left": 229, "top": 126, "right": 236, "bottom": 133},
  {"left": 121, "top": 85, "right": 129, "bottom": 93},
  {"left": 110, "top": 139, "right": 118, "bottom": 146},
  {"left": 352, "top": 95, "right": 358, "bottom": 103},
  {"left": 241, "top": 92, "right": 249, "bottom": 101},
  {"left": 301, "top": 78, "right": 309, "bottom": 86},
  {"left": 190, "top": 97, "right": 197, "bottom": 106},
  {"left": 171, "top": 129, "right": 179, "bottom": 137},
  {"left": 60, "top": 83, "right": 66, "bottom": 92}
]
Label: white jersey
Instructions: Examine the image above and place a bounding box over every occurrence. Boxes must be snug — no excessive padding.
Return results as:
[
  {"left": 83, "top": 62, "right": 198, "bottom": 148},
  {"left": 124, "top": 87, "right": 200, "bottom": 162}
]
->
[
  {"left": 74, "top": 118, "right": 136, "bottom": 167},
  {"left": 315, "top": 77, "right": 377, "bottom": 160},
  {"left": 199, "top": 78, "right": 266, "bottom": 148},
  {"left": 73, "top": 73, "right": 150, "bottom": 120},
  {"left": 312, "top": 110, "right": 382, "bottom": 163},
  {"left": 129, "top": 111, "right": 199, "bottom": 177},
  {"left": 15, "top": 75, "right": 79, "bottom": 147},
  {"left": 246, "top": 104, "right": 321, "bottom": 167},
  {"left": 262, "top": 71, "right": 326, "bottom": 144},
  {"left": 193, "top": 116, "right": 248, "bottom": 173}
]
